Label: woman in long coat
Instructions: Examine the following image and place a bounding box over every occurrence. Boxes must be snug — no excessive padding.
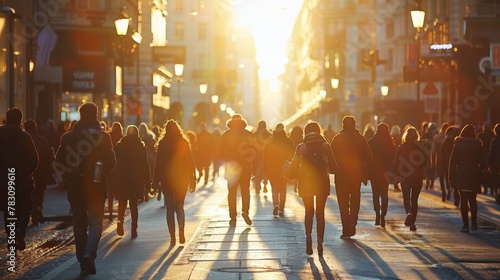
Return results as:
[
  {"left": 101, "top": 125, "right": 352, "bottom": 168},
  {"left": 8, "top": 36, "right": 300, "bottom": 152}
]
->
[
  {"left": 107, "top": 122, "right": 123, "bottom": 221},
  {"left": 263, "top": 123, "right": 295, "bottom": 216},
  {"left": 153, "top": 120, "right": 196, "bottom": 246},
  {"left": 367, "top": 123, "right": 396, "bottom": 227},
  {"left": 449, "top": 124, "right": 485, "bottom": 232},
  {"left": 113, "top": 125, "right": 150, "bottom": 238},
  {"left": 290, "top": 121, "right": 337, "bottom": 256}
]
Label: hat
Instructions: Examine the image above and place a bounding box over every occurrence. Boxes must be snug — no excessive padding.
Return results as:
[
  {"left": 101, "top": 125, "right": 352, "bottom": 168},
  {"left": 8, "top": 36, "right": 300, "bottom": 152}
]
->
[{"left": 226, "top": 114, "right": 247, "bottom": 129}]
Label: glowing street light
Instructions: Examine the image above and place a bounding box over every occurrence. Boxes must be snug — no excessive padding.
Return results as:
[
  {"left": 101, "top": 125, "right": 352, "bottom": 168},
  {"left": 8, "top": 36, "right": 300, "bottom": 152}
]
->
[{"left": 381, "top": 85, "right": 389, "bottom": 97}]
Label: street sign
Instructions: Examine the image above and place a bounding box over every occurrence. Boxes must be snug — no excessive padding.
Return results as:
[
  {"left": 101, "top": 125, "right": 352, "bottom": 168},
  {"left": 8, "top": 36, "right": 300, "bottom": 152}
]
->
[
  {"left": 491, "top": 43, "right": 500, "bottom": 69},
  {"left": 422, "top": 81, "right": 439, "bottom": 95},
  {"left": 420, "top": 82, "right": 442, "bottom": 115}
]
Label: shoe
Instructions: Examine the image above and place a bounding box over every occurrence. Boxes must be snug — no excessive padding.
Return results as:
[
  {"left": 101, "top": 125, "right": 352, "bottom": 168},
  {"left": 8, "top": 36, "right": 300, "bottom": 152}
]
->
[
  {"left": 170, "top": 237, "right": 176, "bottom": 246},
  {"left": 179, "top": 228, "right": 185, "bottom": 244},
  {"left": 409, "top": 224, "right": 417, "bottom": 231},
  {"left": 446, "top": 191, "right": 451, "bottom": 200},
  {"left": 405, "top": 213, "right": 412, "bottom": 226},
  {"left": 306, "top": 236, "right": 313, "bottom": 255},
  {"left": 80, "top": 256, "right": 96, "bottom": 275},
  {"left": 229, "top": 218, "right": 236, "bottom": 226},
  {"left": 242, "top": 212, "right": 252, "bottom": 226},
  {"left": 380, "top": 216, "right": 386, "bottom": 228},
  {"left": 273, "top": 206, "right": 278, "bottom": 216},
  {"left": 317, "top": 243, "right": 323, "bottom": 256},
  {"left": 117, "top": 222, "right": 124, "bottom": 236},
  {"left": 279, "top": 211, "right": 284, "bottom": 217},
  {"left": 349, "top": 225, "right": 356, "bottom": 236},
  {"left": 15, "top": 229, "right": 26, "bottom": 251},
  {"left": 131, "top": 227, "right": 137, "bottom": 238},
  {"left": 460, "top": 226, "right": 469, "bottom": 233},
  {"left": 375, "top": 212, "right": 380, "bottom": 225},
  {"left": 340, "top": 234, "right": 350, "bottom": 239}
]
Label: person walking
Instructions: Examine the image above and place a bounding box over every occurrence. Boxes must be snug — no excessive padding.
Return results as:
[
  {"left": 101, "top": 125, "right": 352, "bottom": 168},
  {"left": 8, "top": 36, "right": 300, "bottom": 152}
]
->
[
  {"left": 55, "top": 103, "right": 116, "bottom": 275},
  {"left": 0, "top": 108, "right": 39, "bottom": 252},
  {"left": 449, "top": 124, "right": 485, "bottom": 232},
  {"left": 390, "top": 125, "right": 403, "bottom": 191},
  {"left": 263, "top": 123, "right": 295, "bottom": 217},
  {"left": 24, "top": 120, "right": 54, "bottom": 226},
  {"left": 153, "top": 120, "right": 196, "bottom": 246},
  {"left": 217, "top": 114, "right": 255, "bottom": 226},
  {"left": 477, "top": 122, "right": 494, "bottom": 194},
  {"left": 252, "top": 120, "right": 272, "bottom": 194},
  {"left": 113, "top": 125, "right": 150, "bottom": 238},
  {"left": 488, "top": 123, "right": 500, "bottom": 204},
  {"left": 331, "top": 116, "right": 372, "bottom": 238},
  {"left": 196, "top": 123, "right": 216, "bottom": 186},
  {"left": 212, "top": 128, "right": 223, "bottom": 179},
  {"left": 432, "top": 123, "right": 450, "bottom": 201},
  {"left": 290, "top": 121, "right": 337, "bottom": 256},
  {"left": 107, "top": 122, "right": 123, "bottom": 221},
  {"left": 289, "top": 125, "right": 303, "bottom": 193},
  {"left": 367, "top": 123, "right": 396, "bottom": 227},
  {"left": 394, "top": 127, "right": 427, "bottom": 231}
]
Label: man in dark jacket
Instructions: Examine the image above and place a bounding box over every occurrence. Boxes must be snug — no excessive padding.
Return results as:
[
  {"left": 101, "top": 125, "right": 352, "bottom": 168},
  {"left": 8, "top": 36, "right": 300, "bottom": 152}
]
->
[
  {"left": 217, "top": 114, "right": 255, "bottom": 226},
  {"left": 331, "top": 116, "right": 372, "bottom": 238},
  {"left": 196, "top": 123, "right": 216, "bottom": 185},
  {"left": 0, "top": 108, "right": 39, "bottom": 252},
  {"left": 55, "top": 103, "right": 116, "bottom": 275},
  {"left": 24, "top": 120, "right": 54, "bottom": 226}
]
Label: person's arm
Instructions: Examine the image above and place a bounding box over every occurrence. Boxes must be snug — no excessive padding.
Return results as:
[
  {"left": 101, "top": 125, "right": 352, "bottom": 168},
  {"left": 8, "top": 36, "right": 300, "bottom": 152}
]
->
[
  {"left": 324, "top": 142, "right": 338, "bottom": 174},
  {"left": 448, "top": 144, "right": 458, "bottom": 184},
  {"left": 25, "top": 133, "right": 39, "bottom": 175}
]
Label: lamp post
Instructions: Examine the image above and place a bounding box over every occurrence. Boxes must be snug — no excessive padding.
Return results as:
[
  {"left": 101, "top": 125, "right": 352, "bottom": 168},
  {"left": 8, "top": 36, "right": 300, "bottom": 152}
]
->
[
  {"left": 1, "top": 6, "right": 15, "bottom": 109},
  {"left": 174, "top": 63, "right": 184, "bottom": 123},
  {"left": 381, "top": 85, "right": 389, "bottom": 97},
  {"left": 114, "top": 10, "right": 130, "bottom": 124},
  {"left": 199, "top": 83, "right": 208, "bottom": 122},
  {"left": 411, "top": 7, "right": 425, "bottom": 126}
]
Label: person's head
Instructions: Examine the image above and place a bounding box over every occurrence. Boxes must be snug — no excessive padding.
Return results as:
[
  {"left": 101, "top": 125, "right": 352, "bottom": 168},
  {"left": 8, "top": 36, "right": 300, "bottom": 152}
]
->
[
  {"left": 6, "top": 107, "right": 22, "bottom": 125},
  {"left": 275, "top": 123, "right": 284, "bottom": 132},
  {"left": 376, "top": 123, "right": 390, "bottom": 134},
  {"left": 79, "top": 102, "right": 98, "bottom": 121},
  {"left": 198, "top": 122, "right": 207, "bottom": 133},
  {"left": 445, "top": 125, "right": 460, "bottom": 138},
  {"left": 257, "top": 120, "right": 266, "bottom": 130},
  {"left": 139, "top": 122, "right": 148, "bottom": 135},
  {"left": 390, "top": 125, "right": 401, "bottom": 136},
  {"left": 459, "top": 124, "right": 476, "bottom": 138},
  {"left": 304, "top": 121, "right": 321, "bottom": 136},
  {"left": 111, "top": 122, "right": 123, "bottom": 134},
  {"left": 161, "top": 119, "right": 185, "bottom": 142},
  {"left": 494, "top": 123, "right": 500, "bottom": 137},
  {"left": 126, "top": 125, "right": 139, "bottom": 137},
  {"left": 403, "top": 126, "right": 419, "bottom": 143},
  {"left": 483, "top": 122, "right": 491, "bottom": 131},
  {"left": 24, "top": 119, "right": 37, "bottom": 134},
  {"left": 342, "top": 115, "right": 356, "bottom": 130},
  {"left": 440, "top": 122, "right": 450, "bottom": 134},
  {"left": 226, "top": 114, "right": 247, "bottom": 130}
]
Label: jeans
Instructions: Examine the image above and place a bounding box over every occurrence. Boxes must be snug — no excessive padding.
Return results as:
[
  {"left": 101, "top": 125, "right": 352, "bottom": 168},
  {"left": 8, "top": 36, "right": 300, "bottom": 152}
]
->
[
  {"left": 118, "top": 199, "right": 138, "bottom": 226},
  {"left": 335, "top": 182, "right": 361, "bottom": 234},
  {"left": 270, "top": 177, "right": 287, "bottom": 211},
  {"left": 459, "top": 190, "right": 478, "bottom": 228},
  {"left": 301, "top": 195, "right": 327, "bottom": 242},
  {"left": 401, "top": 180, "right": 423, "bottom": 222},
  {"left": 227, "top": 169, "right": 251, "bottom": 219},
  {"left": 164, "top": 188, "right": 186, "bottom": 236},
  {"left": 371, "top": 175, "right": 389, "bottom": 217}
]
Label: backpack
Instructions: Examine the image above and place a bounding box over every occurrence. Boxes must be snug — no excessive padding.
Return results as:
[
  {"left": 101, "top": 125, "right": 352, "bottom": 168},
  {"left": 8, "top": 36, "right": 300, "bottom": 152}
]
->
[{"left": 300, "top": 142, "right": 328, "bottom": 180}]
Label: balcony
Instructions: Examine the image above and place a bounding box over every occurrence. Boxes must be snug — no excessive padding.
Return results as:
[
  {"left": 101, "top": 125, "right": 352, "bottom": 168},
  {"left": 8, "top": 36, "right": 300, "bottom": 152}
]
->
[{"left": 464, "top": 4, "right": 500, "bottom": 44}]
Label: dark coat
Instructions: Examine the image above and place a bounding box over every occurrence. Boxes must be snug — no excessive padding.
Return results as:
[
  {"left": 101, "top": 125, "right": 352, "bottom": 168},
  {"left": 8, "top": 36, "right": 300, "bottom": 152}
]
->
[
  {"left": 29, "top": 133, "right": 55, "bottom": 185},
  {"left": 0, "top": 124, "right": 39, "bottom": 205},
  {"left": 113, "top": 136, "right": 150, "bottom": 200},
  {"left": 367, "top": 132, "right": 396, "bottom": 182},
  {"left": 262, "top": 130, "right": 295, "bottom": 181},
  {"left": 449, "top": 137, "right": 484, "bottom": 192},
  {"left": 154, "top": 138, "right": 196, "bottom": 194},
  {"left": 292, "top": 133, "right": 338, "bottom": 197},
  {"left": 55, "top": 120, "right": 116, "bottom": 203},
  {"left": 488, "top": 136, "right": 500, "bottom": 173},
  {"left": 331, "top": 128, "right": 372, "bottom": 186},
  {"left": 196, "top": 130, "right": 216, "bottom": 167},
  {"left": 217, "top": 127, "right": 255, "bottom": 172},
  {"left": 394, "top": 141, "right": 428, "bottom": 184}
]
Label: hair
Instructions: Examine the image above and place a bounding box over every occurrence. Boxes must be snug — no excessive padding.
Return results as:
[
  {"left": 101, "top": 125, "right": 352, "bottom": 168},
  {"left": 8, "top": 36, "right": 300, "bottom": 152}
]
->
[
  {"left": 24, "top": 119, "right": 37, "bottom": 134},
  {"left": 390, "top": 125, "right": 401, "bottom": 136},
  {"left": 79, "top": 103, "right": 98, "bottom": 121},
  {"left": 126, "top": 125, "right": 139, "bottom": 137},
  {"left": 440, "top": 122, "right": 450, "bottom": 133},
  {"left": 402, "top": 126, "right": 420, "bottom": 143},
  {"left": 494, "top": 123, "right": 500, "bottom": 137},
  {"left": 304, "top": 121, "right": 321, "bottom": 136},
  {"left": 159, "top": 119, "right": 190, "bottom": 148},
  {"left": 342, "top": 115, "right": 356, "bottom": 130},
  {"left": 111, "top": 122, "right": 123, "bottom": 134},
  {"left": 445, "top": 125, "right": 460, "bottom": 138},
  {"left": 459, "top": 124, "right": 476, "bottom": 138},
  {"left": 6, "top": 107, "right": 22, "bottom": 125}
]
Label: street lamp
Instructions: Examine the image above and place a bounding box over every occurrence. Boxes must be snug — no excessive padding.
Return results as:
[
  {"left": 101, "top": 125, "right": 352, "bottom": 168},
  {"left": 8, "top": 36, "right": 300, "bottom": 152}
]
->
[
  {"left": 115, "top": 10, "right": 131, "bottom": 123},
  {"left": 381, "top": 85, "right": 389, "bottom": 97},
  {"left": 411, "top": 7, "right": 425, "bottom": 126},
  {"left": 174, "top": 63, "right": 184, "bottom": 123},
  {"left": 330, "top": 78, "right": 339, "bottom": 89},
  {"left": 1, "top": 6, "right": 15, "bottom": 109},
  {"left": 199, "top": 83, "right": 208, "bottom": 95}
]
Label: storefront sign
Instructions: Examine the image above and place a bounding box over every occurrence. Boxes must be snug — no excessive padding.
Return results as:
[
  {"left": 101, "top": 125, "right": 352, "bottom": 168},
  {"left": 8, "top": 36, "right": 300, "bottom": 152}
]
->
[
  {"left": 62, "top": 56, "right": 110, "bottom": 93},
  {"left": 72, "top": 71, "right": 95, "bottom": 89}
]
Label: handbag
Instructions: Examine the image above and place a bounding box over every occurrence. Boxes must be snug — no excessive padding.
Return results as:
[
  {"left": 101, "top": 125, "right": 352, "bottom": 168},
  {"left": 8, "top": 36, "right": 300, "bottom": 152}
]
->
[{"left": 282, "top": 160, "right": 299, "bottom": 180}]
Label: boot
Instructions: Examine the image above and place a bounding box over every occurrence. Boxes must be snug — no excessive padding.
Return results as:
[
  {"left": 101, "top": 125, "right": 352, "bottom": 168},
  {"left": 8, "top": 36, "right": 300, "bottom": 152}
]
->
[
  {"left": 131, "top": 222, "right": 137, "bottom": 238},
  {"left": 317, "top": 238, "right": 323, "bottom": 256},
  {"left": 306, "top": 235, "right": 313, "bottom": 255},
  {"left": 380, "top": 215, "right": 386, "bottom": 228},
  {"left": 179, "top": 227, "right": 185, "bottom": 244},
  {"left": 375, "top": 211, "right": 380, "bottom": 225},
  {"left": 170, "top": 231, "right": 176, "bottom": 246},
  {"left": 117, "top": 221, "right": 124, "bottom": 236}
]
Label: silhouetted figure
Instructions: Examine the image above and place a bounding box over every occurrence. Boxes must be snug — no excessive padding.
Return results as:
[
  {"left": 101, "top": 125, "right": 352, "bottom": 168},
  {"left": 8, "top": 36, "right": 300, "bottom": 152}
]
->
[
  {"left": 390, "top": 125, "right": 402, "bottom": 191},
  {"left": 139, "top": 122, "right": 156, "bottom": 181},
  {"left": 477, "top": 122, "right": 494, "bottom": 194},
  {"left": 331, "top": 116, "right": 372, "bottom": 238},
  {"left": 395, "top": 127, "right": 427, "bottom": 231},
  {"left": 363, "top": 123, "right": 375, "bottom": 141},
  {"left": 0, "top": 108, "right": 38, "bottom": 252},
  {"left": 212, "top": 128, "right": 223, "bottom": 179},
  {"left": 441, "top": 126, "right": 461, "bottom": 206},
  {"left": 449, "top": 124, "right": 485, "bottom": 232},
  {"left": 153, "top": 120, "right": 196, "bottom": 246},
  {"left": 55, "top": 103, "right": 116, "bottom": 275},
  {"left": 217, "top": 114, "right": 255, "bottom": 226},
  {"left": 432, "top": 122, "right": 450, "bottom": 201},
  {"left": 291, "top": 121, "right": 337, "bottom": 256},
  {"left": 196, "top": 123, "right": 216, "bottom": 185},
  {"left": 252, "top": 120, "right": 272, "bottom": 194},
  {"left": 263, "top": 123, "right": 295, "bottom": 216},
  {"left": 289, "top": 125, "right": 303, "bottom": 193},
  {"left": 367, "top": 123, "right": 396, "bottom": 227},
  {"left": 423, "top": 123, "right": 438, "bottom": 190},
  {"left": 488, "top": 123, "right": 500, "bottom": 203},
  {"left": 25, "top": 119, "right": 54, "bottom": 226},
  {"left": 45, "top": 119, "right": 57, "bottom": 151},
  {"left": 323, "top": 124, "right": 337, "bottom": 142},
  {"left": 113, "top": 125, "right": 150, "bottom": 238},
  {"left": 107, "top": 122, "right": 123, "bottom": 221},
  {"left": 186, "top": 130, "right": 200, "bottom": 183}
]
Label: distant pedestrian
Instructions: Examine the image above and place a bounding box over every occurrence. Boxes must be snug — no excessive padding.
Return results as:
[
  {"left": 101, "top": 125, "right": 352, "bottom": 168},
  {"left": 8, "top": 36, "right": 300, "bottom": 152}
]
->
[
  {"left": 196, "top": 123, "right": 216, "bottom": 185},
  {"left": 394, "top": 127, "right": 427, "bottom": 231},
  {"left": 331, "top": 116, "right": 372, "bottom": 238},
  {"left": 153, "top": 120, "right": 196, "bottom": 246},
  {"left": 217, "top": 114, "right": 255, "bottom": 226},
  {"left": 441, "top": 126, "right": 461, "bottom": 205},
  {"left": 55, "top": 103, "right": 116, "bottom": 275},
  {"left": 488, "top": 123, "right": 500, "bottom": 204},
  {"left": 432, "top": 122, "right": 450, "bottom": 201},
  {"left": 290, "top": 121, "right": 337, "bottom": 256},
  {"left": 107, "top": 122, "right": 123, "bottom": 221},
  {"left": 252, "top": 120, "right": 272, "bottom": 194},
  {"left": 367, "top": 123, "right": 396, "bottom": 227},
  {"left": 449, "top": 124, "right": 485, "bottom": 232},
  {"left": 113, "top": 125, "right": 150, "bottom": 238},
  {"left": 289, "top": 126, "right": 303, "bottom": 193},
  {"left": 212, "top": 128, "right": 223, "bottom": 179},
  {"left": 423, "top": 123, "right": 438, "bottom": 190},
  {"left": 390, "top": 125, "right": 402, "bottom": 191},
  {"left": 24, "top": 120, "right": 54, "bottom": 226},
  {"left": 323, "top": 124, "right": 337, "bottom": 143},
  {"left": 263, "top": 123, "right": 295, "bottom": 216},
  {"left": 0, "top": 108, "right": 39, "bottom": 252},
  {"left": 477, "top": 122, "right": 494, "bottom": 194},
  {"left": 363, "top": 124, "right": 375, "bottom": 141}
]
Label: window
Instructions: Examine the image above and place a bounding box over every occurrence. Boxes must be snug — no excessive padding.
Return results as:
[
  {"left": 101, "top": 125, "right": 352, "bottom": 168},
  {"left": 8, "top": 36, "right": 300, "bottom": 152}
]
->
[
  {"left": 385, "top": 49, "right": 393, "bottom": 71},
  {"left": 198, "top": 22, "right": 207, "bottom": 40},
  {"left": 386, "top": 19, "right": 394, "bottom": 39},
  {"left": 68, "top": 0, "right": 105, "bottom": 10},
  {"left": 174, "top": 22, "right": 184, "bottom": 41},
  {"left": 151, "top": 8, "right": 167, "bottom": 46},
  {"left": 174, "top": 0, "right": 183, "bottom": 12}
]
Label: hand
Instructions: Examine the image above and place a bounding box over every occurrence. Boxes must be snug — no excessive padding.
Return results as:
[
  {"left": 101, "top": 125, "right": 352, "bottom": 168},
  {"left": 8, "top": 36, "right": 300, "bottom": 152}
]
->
[{"left": 189, "top": 185, "right": 196, "bottom": 193}]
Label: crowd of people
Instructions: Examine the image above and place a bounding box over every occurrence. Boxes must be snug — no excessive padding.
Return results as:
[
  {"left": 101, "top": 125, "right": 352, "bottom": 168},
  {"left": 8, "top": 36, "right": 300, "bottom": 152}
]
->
[{"left": 2, "top": 103, "right": 500, "bottom": 275}]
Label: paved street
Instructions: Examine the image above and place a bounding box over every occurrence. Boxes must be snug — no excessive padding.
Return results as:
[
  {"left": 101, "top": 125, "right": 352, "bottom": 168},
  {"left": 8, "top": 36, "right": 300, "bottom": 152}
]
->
[{"left": 1, "top": 174, "right": 500, "bottom": 279}]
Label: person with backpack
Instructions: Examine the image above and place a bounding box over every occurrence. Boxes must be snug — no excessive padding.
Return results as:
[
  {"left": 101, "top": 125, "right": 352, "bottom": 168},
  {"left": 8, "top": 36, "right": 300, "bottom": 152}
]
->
[
  {"left": 290, "top": 121, "right": 337, "bottom": 256},
  {"left": 331, "top": 116, "right": 372, "bottom": 239},
  {"left": 55, "top": 103, "right": 116, "bottom": 275}
]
